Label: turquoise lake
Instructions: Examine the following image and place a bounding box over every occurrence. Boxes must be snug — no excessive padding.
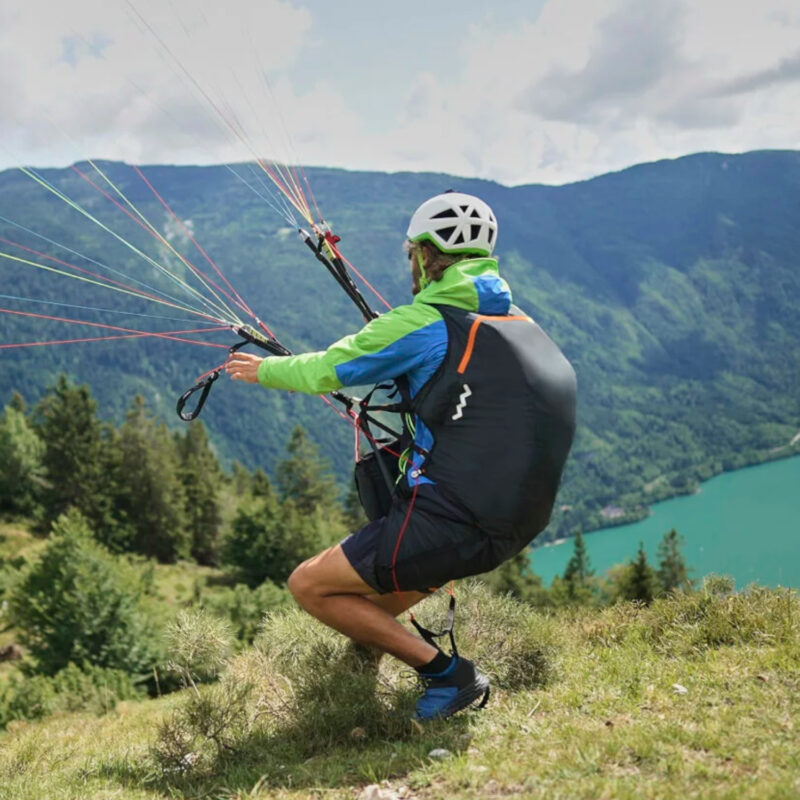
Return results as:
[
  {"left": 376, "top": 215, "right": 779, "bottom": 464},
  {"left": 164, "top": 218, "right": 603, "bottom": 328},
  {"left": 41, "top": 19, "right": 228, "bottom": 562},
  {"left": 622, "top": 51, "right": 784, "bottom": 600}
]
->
[{"left": 530, "top": 456, "right": 800, "bottom": 589}]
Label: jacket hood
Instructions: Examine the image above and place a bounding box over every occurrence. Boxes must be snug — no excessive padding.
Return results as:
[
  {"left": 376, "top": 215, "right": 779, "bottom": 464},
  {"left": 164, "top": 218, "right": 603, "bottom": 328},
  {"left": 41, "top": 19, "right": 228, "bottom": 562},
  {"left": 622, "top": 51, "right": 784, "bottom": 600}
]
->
[{"left": 414, "top": 257, "right": 512, "bottom": 315}]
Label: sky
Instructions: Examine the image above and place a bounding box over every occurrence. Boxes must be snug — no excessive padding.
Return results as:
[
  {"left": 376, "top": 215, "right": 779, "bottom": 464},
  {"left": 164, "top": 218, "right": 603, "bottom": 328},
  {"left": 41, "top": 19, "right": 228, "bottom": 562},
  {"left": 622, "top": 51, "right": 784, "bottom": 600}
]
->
[{"left": 1, "top": 0, "right": 799, "bottom": 185}]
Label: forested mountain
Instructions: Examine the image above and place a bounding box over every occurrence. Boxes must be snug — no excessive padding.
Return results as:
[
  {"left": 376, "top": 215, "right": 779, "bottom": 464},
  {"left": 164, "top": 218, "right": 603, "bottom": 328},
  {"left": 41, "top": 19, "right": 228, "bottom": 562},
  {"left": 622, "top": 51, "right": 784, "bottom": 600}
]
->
[{"left": 2, "top": 150, "right": 799, "bottom": 538}]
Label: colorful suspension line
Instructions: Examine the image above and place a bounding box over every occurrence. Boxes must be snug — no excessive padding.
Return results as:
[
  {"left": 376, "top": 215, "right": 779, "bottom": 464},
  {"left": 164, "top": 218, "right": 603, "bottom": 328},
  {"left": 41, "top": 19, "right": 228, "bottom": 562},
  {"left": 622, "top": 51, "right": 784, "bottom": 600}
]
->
[
  {"left": 0, "top": 328, "right": 227, "bottom": 351},
  {"left": 17, "top": 167, "right": 242, "bottom": 326},
  {"left": 0, "top": 293, "right": 221, "bottom": 326},
  {"left": 0, "top": 307, "right": 229, "bottom": 350},
  {"left": 0, "top": 213, "right": 220, "bottom": 317},
  {"left": 70, "top": 162, "right": 246, "bottom": 324}
]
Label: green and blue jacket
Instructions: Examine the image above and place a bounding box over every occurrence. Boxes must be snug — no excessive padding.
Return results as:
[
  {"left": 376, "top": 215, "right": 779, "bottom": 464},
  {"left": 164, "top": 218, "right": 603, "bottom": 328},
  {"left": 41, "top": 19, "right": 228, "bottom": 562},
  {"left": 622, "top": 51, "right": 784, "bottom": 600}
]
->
[{"left": 257, "top": 258, "right": 512, "bottom": 486}]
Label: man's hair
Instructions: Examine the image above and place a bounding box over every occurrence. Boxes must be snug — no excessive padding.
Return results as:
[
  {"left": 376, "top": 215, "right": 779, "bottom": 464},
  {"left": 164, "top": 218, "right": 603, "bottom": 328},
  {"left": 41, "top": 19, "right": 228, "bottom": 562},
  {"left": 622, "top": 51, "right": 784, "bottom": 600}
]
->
[{"left": 406, "top": 240, "right": 489, "bottom": 284}]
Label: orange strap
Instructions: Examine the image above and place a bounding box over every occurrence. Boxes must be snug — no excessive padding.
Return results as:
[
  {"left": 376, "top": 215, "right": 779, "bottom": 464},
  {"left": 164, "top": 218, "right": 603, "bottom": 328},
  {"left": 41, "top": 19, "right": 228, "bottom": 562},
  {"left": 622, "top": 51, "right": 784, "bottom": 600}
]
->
[{"left": 457, "top": 315, "right": 529, "bottom": 374}]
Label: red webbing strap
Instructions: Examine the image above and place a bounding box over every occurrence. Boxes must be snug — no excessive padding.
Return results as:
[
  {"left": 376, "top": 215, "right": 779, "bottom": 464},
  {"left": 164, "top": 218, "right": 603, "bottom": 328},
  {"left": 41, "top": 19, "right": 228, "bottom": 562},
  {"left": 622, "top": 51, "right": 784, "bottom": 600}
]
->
[{"left": 390, "top": 482, "right": 418, "bottom": 593}]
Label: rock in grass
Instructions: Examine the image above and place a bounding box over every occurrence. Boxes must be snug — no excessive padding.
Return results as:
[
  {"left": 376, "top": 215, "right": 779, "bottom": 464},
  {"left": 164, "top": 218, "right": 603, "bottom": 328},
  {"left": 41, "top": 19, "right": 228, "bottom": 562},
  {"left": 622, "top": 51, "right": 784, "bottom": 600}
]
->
[
  {"left": 358, "top": 784, "right": 400, "bottom": 800},
  {"left": 672, "top": 683, "right": 688, "bottom": 695},
  {"left": 428, "top": 748, "right": 453, "bottom": 760}
]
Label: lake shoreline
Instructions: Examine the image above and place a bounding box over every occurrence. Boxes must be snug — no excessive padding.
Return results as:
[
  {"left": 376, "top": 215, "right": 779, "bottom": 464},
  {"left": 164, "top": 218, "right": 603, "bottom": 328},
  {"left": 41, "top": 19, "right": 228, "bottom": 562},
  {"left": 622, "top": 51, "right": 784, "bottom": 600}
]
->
[
  {"left": 529, "top": 453, "right": 800, "bottom": 589},
  {"left": 566, "top": 444, "right": 800, "bottom": 541}
]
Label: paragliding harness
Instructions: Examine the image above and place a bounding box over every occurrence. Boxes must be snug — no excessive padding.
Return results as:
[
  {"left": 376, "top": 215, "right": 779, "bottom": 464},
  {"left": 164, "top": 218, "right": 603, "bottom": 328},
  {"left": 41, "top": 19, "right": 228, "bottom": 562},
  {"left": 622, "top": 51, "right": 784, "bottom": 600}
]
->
[
  {"left": 352, "top": 379, "right": 411, "bottom": 521},
  {"left": 352, "top": 379, "right": 469, "bottom": 666}
]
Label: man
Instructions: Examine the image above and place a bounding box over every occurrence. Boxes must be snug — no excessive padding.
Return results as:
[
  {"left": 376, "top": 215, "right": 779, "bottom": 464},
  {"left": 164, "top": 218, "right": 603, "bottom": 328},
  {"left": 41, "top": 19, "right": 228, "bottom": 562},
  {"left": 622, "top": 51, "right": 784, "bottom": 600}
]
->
[{"left": 227, "top": 191, "right": 577, "bottom": 720}]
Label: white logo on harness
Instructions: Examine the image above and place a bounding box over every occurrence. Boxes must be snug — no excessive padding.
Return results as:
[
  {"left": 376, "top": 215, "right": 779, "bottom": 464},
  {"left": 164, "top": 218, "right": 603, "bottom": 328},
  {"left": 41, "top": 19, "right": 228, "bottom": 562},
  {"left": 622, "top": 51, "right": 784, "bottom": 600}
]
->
[{"left": 451, "top": 384, "right": 472, "bottom": 421}]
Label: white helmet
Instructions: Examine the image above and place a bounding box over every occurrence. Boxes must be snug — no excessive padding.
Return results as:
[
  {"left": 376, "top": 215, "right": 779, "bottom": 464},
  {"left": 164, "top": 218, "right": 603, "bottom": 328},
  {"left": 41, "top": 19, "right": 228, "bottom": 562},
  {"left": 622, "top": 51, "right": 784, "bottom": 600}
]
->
[{"left": 406, "top": 191, "right": 498, "bottom": 256}]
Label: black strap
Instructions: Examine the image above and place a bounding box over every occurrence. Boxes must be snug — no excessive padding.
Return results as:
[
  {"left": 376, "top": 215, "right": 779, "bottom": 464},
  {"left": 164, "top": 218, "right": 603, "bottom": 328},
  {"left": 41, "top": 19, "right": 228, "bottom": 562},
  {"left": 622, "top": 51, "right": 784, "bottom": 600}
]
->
[
  {"left": 356, "top": 380, "right": 430, "bottom": 482},
  {"left": 299, "top": 228, "right": 378, "bottom": 323},
  {"left": 176, "top": 370, "right": 220, "bottom": 421},
  {"left": 410, "top": 594, "right": 458, "bottom": 659},
  {"left": 358, "top": 384, "right": 400, "bottom": 496},
  {"left": 232, "top": 325, "right": 292, "bottom": 357},
  {"left": 177, "top": 225, "right": 373, "bottom": 422}
]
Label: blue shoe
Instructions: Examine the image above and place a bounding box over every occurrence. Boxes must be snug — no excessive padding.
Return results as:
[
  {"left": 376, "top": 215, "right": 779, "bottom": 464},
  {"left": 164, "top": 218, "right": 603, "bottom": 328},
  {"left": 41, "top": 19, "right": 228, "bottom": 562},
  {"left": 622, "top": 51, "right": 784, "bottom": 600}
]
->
[{"left": 413, "top": 657, "right": 490, "bottom": 721}]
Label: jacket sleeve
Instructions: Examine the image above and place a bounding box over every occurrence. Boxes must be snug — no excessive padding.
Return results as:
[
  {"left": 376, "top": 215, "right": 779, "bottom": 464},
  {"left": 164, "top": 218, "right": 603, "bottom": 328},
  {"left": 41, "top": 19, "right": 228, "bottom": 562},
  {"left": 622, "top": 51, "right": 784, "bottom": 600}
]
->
[{"left": 256, "top": 302, "right": 443, "bottom": 394}]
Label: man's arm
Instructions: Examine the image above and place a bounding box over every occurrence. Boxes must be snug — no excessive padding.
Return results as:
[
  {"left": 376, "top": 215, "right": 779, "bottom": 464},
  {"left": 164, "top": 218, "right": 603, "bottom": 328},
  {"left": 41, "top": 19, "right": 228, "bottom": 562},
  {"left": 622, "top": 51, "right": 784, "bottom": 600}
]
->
[{"left": 254, "top": 302, "right": 445, "bottom": 394}]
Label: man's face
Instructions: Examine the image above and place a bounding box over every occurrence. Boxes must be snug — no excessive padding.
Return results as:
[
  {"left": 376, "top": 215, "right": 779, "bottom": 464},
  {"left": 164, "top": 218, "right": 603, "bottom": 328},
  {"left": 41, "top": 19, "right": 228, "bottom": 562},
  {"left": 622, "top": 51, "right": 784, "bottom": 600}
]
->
[{"left": 407, "top": 243, "right": 423, "bottom": 295}]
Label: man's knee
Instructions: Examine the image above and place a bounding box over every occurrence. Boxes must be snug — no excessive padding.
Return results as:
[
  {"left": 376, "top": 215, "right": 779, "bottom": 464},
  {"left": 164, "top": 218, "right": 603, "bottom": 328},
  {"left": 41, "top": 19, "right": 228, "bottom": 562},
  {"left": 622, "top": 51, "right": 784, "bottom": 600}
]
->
[{"left": 287, "top": 561, "right": 317, "bottom": 604}]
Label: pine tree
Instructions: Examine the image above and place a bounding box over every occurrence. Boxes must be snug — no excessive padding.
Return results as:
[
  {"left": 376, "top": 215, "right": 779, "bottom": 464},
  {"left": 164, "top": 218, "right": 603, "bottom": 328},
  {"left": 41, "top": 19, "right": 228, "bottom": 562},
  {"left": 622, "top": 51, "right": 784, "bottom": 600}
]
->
[
  {"left": 251, "top": 468, "right": 274, "bottom": 499},
  {"left": 0, "top": 402, "right": 44, "bottom": 515},
  {"left": 231, "top": 461, "right": 251, "bottom": 496},
  {"left": 276, "top": 426, "right": 340, "bottom": 515},
  {"left": 562, "top": 530, "right": 595, "bottom": 604},
  {"left": 657, "top": 528, "right": 691, "bottom": 594},
  {"left": 622, "top": 542, "right": 659, "bottom": 605},
  {"left": 563, "top": 530, "right": 593, "bottom": 583},
  {"left": 9, "top": 391, "right": 26, "bottom": 414},
  {"left": 33, "top": 376, "right": 118, "bottom": 533},
  {"left": 177, "top": 422, "right": 222, "bottom": 565},
  {"left": 117, "top": 396, "right": 190, "bottom": 562}
]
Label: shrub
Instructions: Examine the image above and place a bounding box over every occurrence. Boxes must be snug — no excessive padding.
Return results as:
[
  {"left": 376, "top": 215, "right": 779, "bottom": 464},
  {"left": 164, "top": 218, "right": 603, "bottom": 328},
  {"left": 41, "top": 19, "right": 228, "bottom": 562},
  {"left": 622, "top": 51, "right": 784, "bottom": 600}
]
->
[
  {"left": 203, "top": 581, "right": 291, "bottom": 643},
  {"left": 413, "top": 580, "right": 559, "bottom": 690},
  {"left": 165, "top": 609, "right": 234, "bottom": 687},
  {"left": 152, "top": 581, "right": 560, "bottom": 777},
  {"left": 223, "top": 498, "right": 341, "bottom": 586},
  {"left": 0, "top": 674, "right": 55, "bottom": 727},
  {"left": 581, "top": 579, "right": 800, "bottom": 655},
  {"left": 49, "top": 662, "right": 142, "bottom": 713},
  {"left": 0, "top": 663, "right": 141, "bottom": 729},
  {"left": 7, "top": 510, "right": 161, "bottom": 675}
]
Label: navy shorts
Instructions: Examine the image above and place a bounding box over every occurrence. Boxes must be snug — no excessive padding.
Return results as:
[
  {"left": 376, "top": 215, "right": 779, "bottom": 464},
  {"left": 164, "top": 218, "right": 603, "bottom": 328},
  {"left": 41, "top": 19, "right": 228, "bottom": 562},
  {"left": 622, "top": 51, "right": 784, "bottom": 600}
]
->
[{"left": 341, "top": 484, "right": 503, "bottom": 594}]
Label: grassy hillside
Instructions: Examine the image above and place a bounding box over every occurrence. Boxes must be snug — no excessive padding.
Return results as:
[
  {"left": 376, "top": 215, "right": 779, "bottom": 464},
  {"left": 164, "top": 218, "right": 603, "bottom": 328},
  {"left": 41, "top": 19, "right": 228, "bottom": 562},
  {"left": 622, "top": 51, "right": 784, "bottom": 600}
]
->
[
  {"left": 0, "top": 581, "right": 797, "bottom": 800},
  {"left": 2, "top": 151, "right": 800, "bottom": 538}
]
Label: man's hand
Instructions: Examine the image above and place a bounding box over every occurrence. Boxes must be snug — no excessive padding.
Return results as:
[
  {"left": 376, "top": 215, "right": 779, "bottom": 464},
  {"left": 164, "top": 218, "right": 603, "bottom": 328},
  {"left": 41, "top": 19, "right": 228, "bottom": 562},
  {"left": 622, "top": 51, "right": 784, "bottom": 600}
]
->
[{"left": 225, "top": 352, "right": 264, "bottom": 384}]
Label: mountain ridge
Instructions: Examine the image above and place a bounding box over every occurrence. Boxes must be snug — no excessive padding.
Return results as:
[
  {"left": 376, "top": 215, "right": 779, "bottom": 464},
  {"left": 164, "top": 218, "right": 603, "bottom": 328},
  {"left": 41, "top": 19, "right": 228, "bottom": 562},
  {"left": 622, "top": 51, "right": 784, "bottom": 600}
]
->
[{"left": 2, "top": 149, "right": 799, "bottom": 538}]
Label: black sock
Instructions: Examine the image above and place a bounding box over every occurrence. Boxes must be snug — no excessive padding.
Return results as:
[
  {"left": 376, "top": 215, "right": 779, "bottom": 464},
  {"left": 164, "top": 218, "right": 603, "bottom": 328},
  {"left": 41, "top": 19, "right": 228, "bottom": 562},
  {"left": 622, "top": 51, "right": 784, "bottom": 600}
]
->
[{"left": 416, "top": 649, "right": 452, "bottom": 675}]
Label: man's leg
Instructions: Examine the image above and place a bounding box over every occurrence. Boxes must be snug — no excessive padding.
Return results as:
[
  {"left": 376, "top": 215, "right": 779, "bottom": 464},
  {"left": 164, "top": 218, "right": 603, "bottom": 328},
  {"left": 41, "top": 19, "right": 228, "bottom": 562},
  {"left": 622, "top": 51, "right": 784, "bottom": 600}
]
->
[
  {"left": 365, "top": 590, "right": 429, "bottom": 617},
  {"left": 287, "top": 544, "right": 437, "bottom": 667}
]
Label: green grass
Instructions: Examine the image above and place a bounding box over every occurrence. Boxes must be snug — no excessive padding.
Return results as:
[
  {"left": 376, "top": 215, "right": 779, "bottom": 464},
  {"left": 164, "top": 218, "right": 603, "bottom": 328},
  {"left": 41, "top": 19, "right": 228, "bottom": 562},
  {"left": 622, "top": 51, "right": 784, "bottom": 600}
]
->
[
  {"left": 0, "top": 522, "right": 46, "bottom": 562},
  {"left": 1, "top": 581, "right": 798, "bottom": 799}
]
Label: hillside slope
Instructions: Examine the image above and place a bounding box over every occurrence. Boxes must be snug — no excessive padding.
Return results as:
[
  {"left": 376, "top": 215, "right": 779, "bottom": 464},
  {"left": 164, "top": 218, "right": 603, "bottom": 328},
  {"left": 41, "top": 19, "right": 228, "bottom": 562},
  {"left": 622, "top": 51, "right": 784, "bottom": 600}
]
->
[
  {"left": 0, "top": 581, "right": 797, "bottom": 800},
  {"left": 2, "top": 151, "right": 800, "bottom": 536}
]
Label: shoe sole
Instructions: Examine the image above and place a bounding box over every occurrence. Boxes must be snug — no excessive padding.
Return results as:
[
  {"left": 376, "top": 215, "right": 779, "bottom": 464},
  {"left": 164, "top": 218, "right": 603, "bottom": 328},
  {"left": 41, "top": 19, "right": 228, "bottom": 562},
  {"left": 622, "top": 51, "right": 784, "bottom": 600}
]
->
[{"left": 417, "top": 673, "right": 491, "bottom": 721}]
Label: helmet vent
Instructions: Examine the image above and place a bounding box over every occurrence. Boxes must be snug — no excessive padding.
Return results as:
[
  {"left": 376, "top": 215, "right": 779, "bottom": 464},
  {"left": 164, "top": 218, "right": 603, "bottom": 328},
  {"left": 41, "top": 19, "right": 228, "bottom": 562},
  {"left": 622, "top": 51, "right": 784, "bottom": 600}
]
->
[
  {"left": 453, "top": 231, "right": 465, "bottom": 245},
  {"left": 469, "top": 209, "right": 481, "bottom": 218},
  {"left": 470, "top": 224, "right": 481, "bottom": 241},
  {"left": 488, "top": 228, "right": 495, "bottom": 245},
  {"left": 459, "top": 205, "right": 469, "bottom": 212},
  {"left": 436, "top": 225, "right": 457, "bottom": 241},
  {"left": 432, "top": 208, "right": 458, "bottom": 219}
]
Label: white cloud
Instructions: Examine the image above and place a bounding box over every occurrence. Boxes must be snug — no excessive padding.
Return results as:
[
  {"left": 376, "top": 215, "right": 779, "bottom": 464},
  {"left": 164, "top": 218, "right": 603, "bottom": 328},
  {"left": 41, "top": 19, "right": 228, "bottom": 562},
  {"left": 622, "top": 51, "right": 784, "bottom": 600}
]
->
[
  {"left": 406, "top": 0, "right": 800, "bottom": 184},
  {"left": 0, "top": 0, "right": 312, "bottom": 167},
  {"left": 1, "top": 0, "right": 799, "bottom": 186},
  {"left": 304, "top": 0, "right": 800, "bottom": 185}
]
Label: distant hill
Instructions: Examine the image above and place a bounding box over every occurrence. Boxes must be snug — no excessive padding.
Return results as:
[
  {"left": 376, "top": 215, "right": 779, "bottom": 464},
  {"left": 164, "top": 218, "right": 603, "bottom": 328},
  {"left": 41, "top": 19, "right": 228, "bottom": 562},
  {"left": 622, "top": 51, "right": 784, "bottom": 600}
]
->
[{"left": 2, "top": 150, "right": 799, "bottom": 538}]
